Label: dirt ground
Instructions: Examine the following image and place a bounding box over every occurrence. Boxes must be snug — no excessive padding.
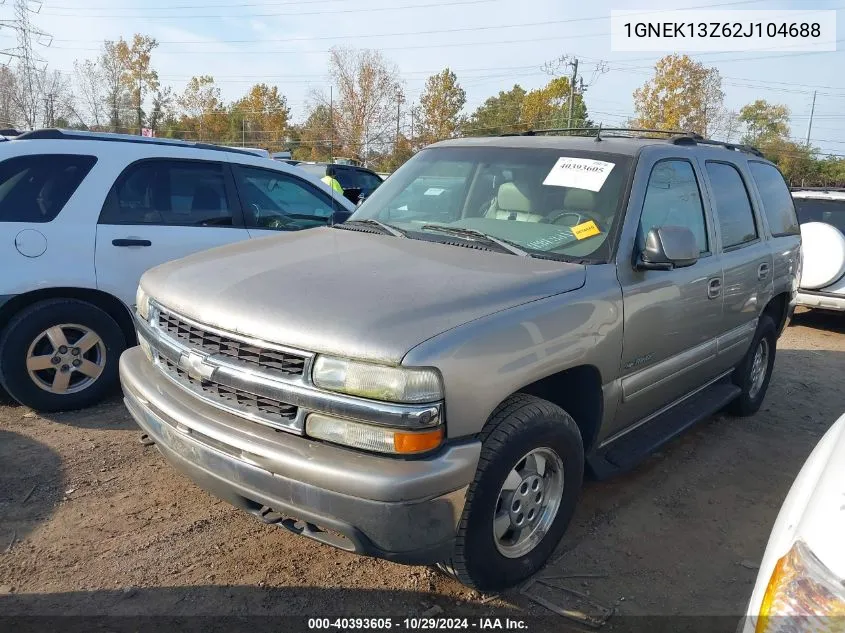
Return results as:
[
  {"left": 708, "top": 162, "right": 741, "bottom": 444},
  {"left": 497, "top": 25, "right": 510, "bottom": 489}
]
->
[{"left": 2, "top": 309, "right": 844, "bottom": 630}]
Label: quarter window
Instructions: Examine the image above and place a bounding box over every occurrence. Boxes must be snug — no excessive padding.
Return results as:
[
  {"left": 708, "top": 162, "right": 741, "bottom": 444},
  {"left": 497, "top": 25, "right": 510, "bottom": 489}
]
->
[
  {"left": 100, "top": 160, "right": 234, "bottom": 226},
  {"left": 705, "top": 162, "right": 758, "bottom": 248},
  {"left": 639, "top": 159, "right": 708, "bottom": 254},
  {"left": 0, "top": 154, "right": 97, "bottom": 223},
  {"left": 748, "top": 162, "right": 800, "bottom": 237}
]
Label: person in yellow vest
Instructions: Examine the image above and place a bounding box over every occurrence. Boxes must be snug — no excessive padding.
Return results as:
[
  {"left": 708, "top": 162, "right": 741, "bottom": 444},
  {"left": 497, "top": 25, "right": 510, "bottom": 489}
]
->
[{"left": 321, "top": 165, "right": 343, "bottom": 194}]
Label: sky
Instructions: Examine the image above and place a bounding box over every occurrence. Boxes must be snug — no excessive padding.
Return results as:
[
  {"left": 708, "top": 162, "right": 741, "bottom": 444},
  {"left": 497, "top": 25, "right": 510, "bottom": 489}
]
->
[{"left": 2, "top": 0, "right": 845, "bottom": 154}]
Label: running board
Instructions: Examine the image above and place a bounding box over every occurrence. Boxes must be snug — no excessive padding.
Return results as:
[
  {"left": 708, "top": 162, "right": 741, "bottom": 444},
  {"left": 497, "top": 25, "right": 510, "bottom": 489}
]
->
[{"left": 587, "top": 379, "right": 741, "bottom": 480}]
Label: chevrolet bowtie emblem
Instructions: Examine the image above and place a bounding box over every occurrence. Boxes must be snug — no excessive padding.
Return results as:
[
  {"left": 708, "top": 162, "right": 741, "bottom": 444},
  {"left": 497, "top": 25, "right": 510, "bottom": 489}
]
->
[{"left": 178, "top": 352, "right": 215, "bottom": 381}]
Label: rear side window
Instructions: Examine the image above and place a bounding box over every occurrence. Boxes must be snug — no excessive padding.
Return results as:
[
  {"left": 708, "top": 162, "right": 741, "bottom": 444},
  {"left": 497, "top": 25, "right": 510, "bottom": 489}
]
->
[
  {"left": 748, "top": 162, "right": 799, "bottom": 237},
  {"left": 705, "top": 162, "right": 758, "bottom": 249},
  {"left": 639, "top": 159, "right": 708, "bottom": 254},
  {"left": 0, "top": 154, "right": 97, "bottom": 223},
  {"left": 100, "top": 159, "right": 235, "bottom": 226}
]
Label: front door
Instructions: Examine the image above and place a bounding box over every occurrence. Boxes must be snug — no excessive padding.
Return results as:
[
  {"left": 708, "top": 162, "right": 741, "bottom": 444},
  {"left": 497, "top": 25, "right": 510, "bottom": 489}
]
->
[
  {"left": 95, "top": 159, "right": 247, "bottom": 307},
  {"left": 613, "top": 157, "right": 725, "bottom": 433}
]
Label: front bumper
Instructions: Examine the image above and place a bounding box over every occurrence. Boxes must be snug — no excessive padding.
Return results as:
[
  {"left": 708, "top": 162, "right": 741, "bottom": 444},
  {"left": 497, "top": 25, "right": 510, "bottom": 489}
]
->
[
  {"left": 119, "top": 347, "right": 481, "bottom": 564},
  {"left": 795, "top": 289, "right": 845, "bottom": 311}
]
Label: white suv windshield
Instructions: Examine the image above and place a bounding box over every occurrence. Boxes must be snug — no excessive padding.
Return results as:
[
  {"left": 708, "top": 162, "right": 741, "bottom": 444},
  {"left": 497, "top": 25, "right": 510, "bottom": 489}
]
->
[{"left": 349, "top": 146, "right": 632, "bottom": 260}]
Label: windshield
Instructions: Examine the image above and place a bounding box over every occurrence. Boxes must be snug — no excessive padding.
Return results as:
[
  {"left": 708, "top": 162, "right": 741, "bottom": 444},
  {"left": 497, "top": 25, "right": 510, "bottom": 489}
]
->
[
  {"left": 794, "top": 197, "right": 845, "bottom": 234},
  {"left": 349, "top": 146, "right": 632, "bottom": 260}
]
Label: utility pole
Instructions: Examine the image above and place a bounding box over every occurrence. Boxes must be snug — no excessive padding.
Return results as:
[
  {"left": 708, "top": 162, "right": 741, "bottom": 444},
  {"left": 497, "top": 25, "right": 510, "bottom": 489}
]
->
[
  {"left": 242, "top": 118, "right": 246, "bottom": 146},
  {"left": 410, "top": 105, "right": 415, "bottom": 144},
  {"left": 806, "top": 90, "right": 817, "bottom": 146},
  {"left": 395, "top": 89, "right": 403, "bottom": 150},
  {"left": 567, "top": 57, "right": 579, "bottom": 130},
  {"left": 329, "top": 85, "right": 334, "bottom": 161}
]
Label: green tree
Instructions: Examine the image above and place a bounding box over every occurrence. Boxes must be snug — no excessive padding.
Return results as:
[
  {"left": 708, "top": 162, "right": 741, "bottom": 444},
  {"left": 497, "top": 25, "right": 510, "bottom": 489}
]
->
[
  {"left": 294, "top": 103, "right": 334, "bottom": 161},
  {"left": 177, "top": 76, "right": 227, "bottom": 141},
  {"left": 417, "top": 68, "right": 466, "bottom": 145},
  {"left": 738, "top": 100, "right": 790, "bottom": 146},
  {"left": 100, "top": 40, "right": 132, "bottom": 132},
  {"left": 233, "top": 83, "right": 291, "bottom": 150},
  {"left": 522, "top": 76, "right": 590, "bottom": 130},
  {"left": 632, "top": 54, "right": 724, "bottom": 136},
  {"left": 466, "top": 84, "right": 526, "bottom": 136}
]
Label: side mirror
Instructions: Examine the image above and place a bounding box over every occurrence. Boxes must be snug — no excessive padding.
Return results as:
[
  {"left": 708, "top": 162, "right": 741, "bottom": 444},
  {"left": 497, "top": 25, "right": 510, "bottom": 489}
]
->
[{"left": 637, "top": 226, "right": 699, "bottom": 271}]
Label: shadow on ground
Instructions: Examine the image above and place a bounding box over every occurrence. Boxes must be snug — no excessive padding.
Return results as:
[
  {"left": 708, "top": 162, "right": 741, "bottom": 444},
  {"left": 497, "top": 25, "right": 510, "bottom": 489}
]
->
[
  {"left": 34, "top": 394, "right": 138, "bottom": 431},
  {"left": 0, "top": 429, "right": 63, "bottom": 548},
  {"left": 789, "top": 309, "right": 845, "bottom": 334}
]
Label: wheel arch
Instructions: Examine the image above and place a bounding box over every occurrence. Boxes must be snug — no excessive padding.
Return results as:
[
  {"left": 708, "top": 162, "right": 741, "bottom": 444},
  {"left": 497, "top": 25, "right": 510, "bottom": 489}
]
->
[
  {"left": 510, "top": 364, "right": 604, "bottom": 454},
  {"left": 763, "top": 291, "right": 791, "bottom": 335},
  {"left": 0, "top": 288, "right": 136, "bottom": 348}
]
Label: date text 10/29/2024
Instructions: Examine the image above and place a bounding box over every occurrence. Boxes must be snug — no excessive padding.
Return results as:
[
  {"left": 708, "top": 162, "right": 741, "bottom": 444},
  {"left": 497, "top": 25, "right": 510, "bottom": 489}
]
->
[{"left": 308, "top": 618, "right": 528, "bottom": 630}]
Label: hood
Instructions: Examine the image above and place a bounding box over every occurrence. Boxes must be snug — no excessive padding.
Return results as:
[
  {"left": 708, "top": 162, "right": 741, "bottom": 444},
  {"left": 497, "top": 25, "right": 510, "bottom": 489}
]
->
[{"left": 140, "top": 227, "right": 586, "bottom": 364}]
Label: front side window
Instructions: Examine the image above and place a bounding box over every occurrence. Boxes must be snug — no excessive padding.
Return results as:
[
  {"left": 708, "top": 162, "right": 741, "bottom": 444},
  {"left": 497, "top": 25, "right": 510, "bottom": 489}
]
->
[
  {"left": 705, "top": 161, "right": 758, "bottom": 249},
  {"left": 639, "top": 159, "right": 708, "bottom": 254},
  {"left": 0, "top": 154, "right": 97, "bottom": 223},
  {"left": 233, "top": 165, "right": 335, "bottom": 230},
  {"left": 100, "top": 160, "right": 234, "bottom": 226},
  {"left": 350, "top": 146, "right": 633, "bottom": 261}
]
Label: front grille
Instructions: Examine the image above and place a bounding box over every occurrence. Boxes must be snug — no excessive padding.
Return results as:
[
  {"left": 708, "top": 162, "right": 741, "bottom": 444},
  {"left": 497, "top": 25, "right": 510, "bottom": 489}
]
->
[
  {"left": 157, "top": 310, "right": 306, "bottom": 377},
  {"left": 160, "top": 356, "right": 298, "bottom": 424}
]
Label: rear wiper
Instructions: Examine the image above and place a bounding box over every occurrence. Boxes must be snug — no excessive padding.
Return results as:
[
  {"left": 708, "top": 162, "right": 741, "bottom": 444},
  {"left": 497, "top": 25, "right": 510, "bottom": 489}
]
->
[
  {"left": 340, "top": 219, "right": 407, "bottom": 238},
  {"left": 420, "top": 224, "right": 528, "bottom": 257}
]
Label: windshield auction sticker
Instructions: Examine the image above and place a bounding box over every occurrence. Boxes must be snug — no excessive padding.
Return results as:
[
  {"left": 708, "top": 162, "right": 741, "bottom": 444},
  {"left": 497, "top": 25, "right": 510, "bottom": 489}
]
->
[{"left": 543, "top": 158, "right": 615, "bottom": 192}]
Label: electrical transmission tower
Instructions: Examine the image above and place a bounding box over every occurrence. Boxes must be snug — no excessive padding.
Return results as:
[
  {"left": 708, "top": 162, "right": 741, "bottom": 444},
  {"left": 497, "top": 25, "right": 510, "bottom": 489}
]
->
[{"left": 0, "top": 0, "right": 53, "bottom": 129}]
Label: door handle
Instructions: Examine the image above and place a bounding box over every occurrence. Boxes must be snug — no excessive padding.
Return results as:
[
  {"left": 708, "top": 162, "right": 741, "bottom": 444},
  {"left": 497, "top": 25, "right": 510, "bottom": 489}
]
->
[
  {"left": 112, "top": 238, "right": 151, "bottom": 247},
  {"left": 758, "top": 263, "right": 770, "bottom": 280},
  {"left": 707, "top": 277, "right": 722, "bottom": 299}
]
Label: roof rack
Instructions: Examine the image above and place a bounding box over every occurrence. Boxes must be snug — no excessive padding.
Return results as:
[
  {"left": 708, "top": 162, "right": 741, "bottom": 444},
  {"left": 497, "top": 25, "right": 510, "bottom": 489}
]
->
[
  {"left": 789, "top": 186, "right": 845, "bottom": 192},
  {"left": 512, "top": 127, "right": 701, "bottom": 140},
  {"left": 15, "top": 129, "right": 260, "bottom": 157},
  {"left": 670, "top": 135, "right": 764, "bottom": 157}
]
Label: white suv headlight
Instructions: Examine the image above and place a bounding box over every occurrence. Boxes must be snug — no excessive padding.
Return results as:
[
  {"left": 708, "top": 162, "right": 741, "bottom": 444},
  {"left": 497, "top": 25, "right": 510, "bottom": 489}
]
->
[
  {"left": 312, "top": 355, "right": 443, "bottom": 403},
  {"left": 756, "top": 540, "right": 845, "bottom": 631},
  {"left": 135, "top": 285, "right": 150, "bottom": 321}
]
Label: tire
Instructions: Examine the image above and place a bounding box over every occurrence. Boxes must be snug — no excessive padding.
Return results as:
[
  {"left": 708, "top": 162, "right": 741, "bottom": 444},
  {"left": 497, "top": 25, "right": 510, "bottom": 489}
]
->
[
  {"left": 0, "top": 299, "right": 126, "bottom": 412},
  {"left": 726, "top": 315, "right": 777, "bottom": 417},
  {"left": 438, "top": 394, "right": 584, "bottom": 591}
]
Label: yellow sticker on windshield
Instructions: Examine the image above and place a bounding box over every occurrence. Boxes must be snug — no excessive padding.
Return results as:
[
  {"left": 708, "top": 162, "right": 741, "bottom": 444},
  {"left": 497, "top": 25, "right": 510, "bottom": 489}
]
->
[{"left": 571, "top": 220, "right": 601, "bottom": 240}]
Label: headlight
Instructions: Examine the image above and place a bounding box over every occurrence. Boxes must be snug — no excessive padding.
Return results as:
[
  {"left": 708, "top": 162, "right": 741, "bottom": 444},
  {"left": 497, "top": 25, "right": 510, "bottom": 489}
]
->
[
  {"left": 306, "top": 413, "right": 443, "bottom": 455},
  {"left": 312, "top": 356, "right": 443, "bottom": 403},
  {"left": 756, "top": 540, "right": 845, "bottom": 632},
  {"left": 135, "top": 285, "right": 150, "bottom": 321}
]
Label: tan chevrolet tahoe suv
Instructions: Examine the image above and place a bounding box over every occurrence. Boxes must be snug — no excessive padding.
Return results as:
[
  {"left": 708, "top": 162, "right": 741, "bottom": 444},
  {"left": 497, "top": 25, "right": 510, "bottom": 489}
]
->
[{"left": 120, "top": 130, "right": 801, "bottom": 590}]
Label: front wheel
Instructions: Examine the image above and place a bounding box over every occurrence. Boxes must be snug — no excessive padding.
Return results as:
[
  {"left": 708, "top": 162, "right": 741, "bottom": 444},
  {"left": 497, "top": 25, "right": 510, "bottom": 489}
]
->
[
  {"left": 0, "top": 299, "right": 126, "bottom": 412},
  {"left": 439, "top": 394, "right": 584, "bottom": 591}
]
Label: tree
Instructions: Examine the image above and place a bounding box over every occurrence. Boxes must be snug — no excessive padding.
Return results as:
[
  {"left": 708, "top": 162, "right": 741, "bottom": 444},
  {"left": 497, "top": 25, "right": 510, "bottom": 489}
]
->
[
  {"left": 178, "top": 75, "right": 227, "bottom": 141},
  {"left": 320, "top": 47, "right": 403, "bottom": 163},
  {"left": 466, "top": 85, "right": 526, "bottom": 136},
  {"left": 233, "top": 83, "right": 291, "bottom": 150},
  {"left": 116, "top": 34, "right": 159, "bottom": 134},
  {"left": 148, "top": 86, "right": 174, "bottom": 135},
  {"left": 73, "top": 59, "right": 106, "bottom": 129},
  {"left": 100, "top": 40, "right": 131, "bottom": 132},
  {"left": 761, "top": 138, "right": 817, "bottom": 185},
  {"left": 417, "top": 68, "right": 465, "bottom": 145},
  {"left": 632, "top": 54, "right": 724, "bottom": 136},
  {"left": 0, "top": 66, "right": 17, "bottom": 128},
  {"left": 738, "top": 100, "right": 790, "bottom": 146},
  {"left": 294, "top": 103, "right": 334, "bottom": 161},
  {"left": 522, "top": 76, "right": 589, "bottom": 130}
]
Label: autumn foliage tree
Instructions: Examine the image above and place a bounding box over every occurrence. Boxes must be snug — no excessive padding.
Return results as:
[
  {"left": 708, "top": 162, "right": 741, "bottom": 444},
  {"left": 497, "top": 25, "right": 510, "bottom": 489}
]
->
[
  {"left": 417, "top": 68, "right": 466, "bottom": 145},
  {"left": 738, "top": 100, "right": 790, "bottom": 146},
  {"left": 233, "top": 83, "right": 291, "bottom": 150},
  {"left": 632, "top": 54, "right": 724, "bottom": 136}
]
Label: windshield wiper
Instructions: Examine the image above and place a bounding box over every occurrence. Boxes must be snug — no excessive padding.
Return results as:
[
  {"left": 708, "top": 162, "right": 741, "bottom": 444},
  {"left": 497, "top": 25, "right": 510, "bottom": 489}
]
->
[
  {"left": 420, "top": 224, "right": 528, "bottom": 257},
  {"left": 339, "top": 219, "right": 407, "bottom": 238}
]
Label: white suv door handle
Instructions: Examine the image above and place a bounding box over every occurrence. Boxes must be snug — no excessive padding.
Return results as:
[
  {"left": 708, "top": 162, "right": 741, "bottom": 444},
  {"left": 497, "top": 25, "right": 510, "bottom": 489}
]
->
[{"left": 758, "top": 263, "right": 770, "bottom": 280}]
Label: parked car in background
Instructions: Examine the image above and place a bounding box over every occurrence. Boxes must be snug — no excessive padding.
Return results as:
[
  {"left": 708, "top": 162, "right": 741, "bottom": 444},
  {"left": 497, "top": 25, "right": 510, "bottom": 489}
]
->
[
  {"left": 0, "top": 129, "right": 355, "bottom": 412},
  {"left": 122, "top": 130, "right": 799, "bottom": 591},
  {"left": 743, "top": 411, "right": 845, "bottom": 631},
  {"left": 792, "top": 188, "right": 845, "bottom": 312},
  {"left": 296, "top": 161, "right": 384, "bottom": 204}
]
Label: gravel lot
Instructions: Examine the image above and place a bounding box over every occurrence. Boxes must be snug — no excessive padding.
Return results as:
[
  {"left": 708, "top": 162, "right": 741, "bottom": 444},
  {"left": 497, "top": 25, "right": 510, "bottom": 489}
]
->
[{"left": 2, "top": 309, "right": 844, "bottom": 629}]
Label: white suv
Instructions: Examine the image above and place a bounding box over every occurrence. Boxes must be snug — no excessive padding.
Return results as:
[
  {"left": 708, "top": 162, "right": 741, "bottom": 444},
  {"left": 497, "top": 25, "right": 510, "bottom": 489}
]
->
[
  {"left": 0, "top": 130, "right": 355, "bottom": 412},
  {"left": 792, "top": 188, "right": 845, "bottom": 312}
]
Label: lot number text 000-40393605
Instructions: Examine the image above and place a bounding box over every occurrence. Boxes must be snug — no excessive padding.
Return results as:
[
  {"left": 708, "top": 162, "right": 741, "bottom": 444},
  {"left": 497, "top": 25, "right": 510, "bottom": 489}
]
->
[{"left": 610, "top": 9, "right": 837, "bottom": 52}]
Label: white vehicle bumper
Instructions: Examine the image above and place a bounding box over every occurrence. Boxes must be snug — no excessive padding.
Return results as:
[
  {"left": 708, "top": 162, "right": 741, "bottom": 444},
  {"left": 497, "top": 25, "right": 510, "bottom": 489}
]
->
[{"left": 795, "top": 290, "right": 845, "bottom": 311}]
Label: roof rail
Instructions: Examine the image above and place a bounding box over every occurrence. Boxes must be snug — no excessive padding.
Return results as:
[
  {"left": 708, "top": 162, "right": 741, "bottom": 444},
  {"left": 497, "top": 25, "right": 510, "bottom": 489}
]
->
[
  {"left": 521, "top": 127, "right": 700, "bottom": 140},
  {"left": 670, "top": 135, "right": 764, "bottom": 157},
  {"left": 15, "top": 129, "right": 260, "bottom": 157},
  {"left": 790, "top": 186, "right": 845, "bottom": 192}
]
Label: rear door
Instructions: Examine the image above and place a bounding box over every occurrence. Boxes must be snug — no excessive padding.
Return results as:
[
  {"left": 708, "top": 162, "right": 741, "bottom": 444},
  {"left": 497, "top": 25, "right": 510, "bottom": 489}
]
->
[
  {"left": 701, "top": 159, "right": 774, "bottom": 371},
  {"left": 94, "top": 158, "right": 246, "bottom": 306}
]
